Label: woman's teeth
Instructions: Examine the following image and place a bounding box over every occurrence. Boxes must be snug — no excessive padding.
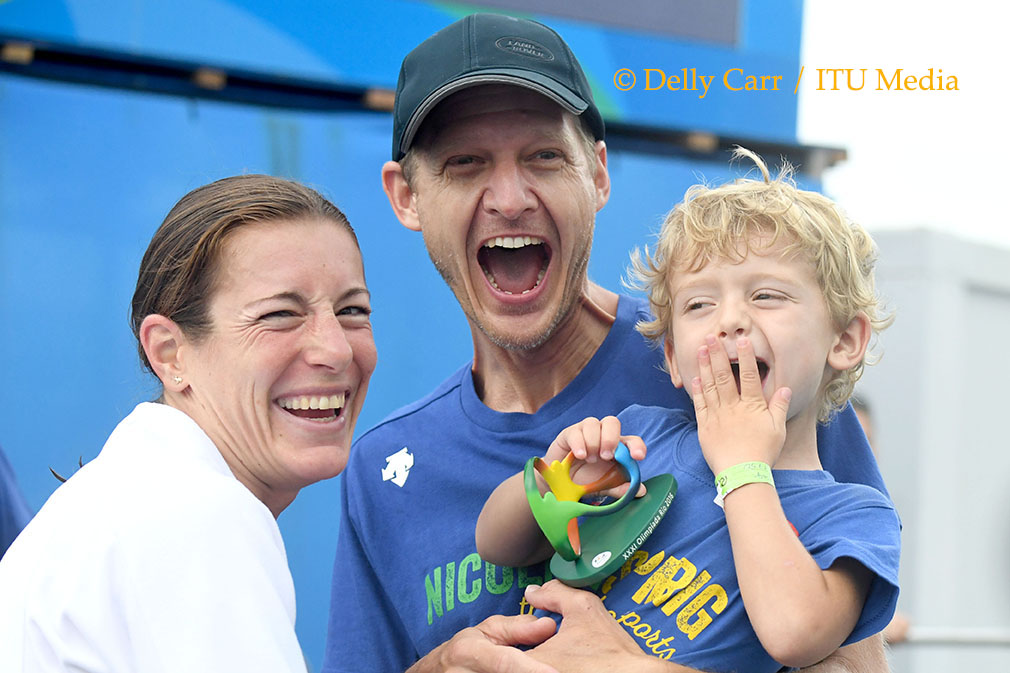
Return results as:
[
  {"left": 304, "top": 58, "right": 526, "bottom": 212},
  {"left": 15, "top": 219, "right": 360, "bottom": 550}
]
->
[{"left": 278, "top": 393, "right": 345, "bottom": 411}]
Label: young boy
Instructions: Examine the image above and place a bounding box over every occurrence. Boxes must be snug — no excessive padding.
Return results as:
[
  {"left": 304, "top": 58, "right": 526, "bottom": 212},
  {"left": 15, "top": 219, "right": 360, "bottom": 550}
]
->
[{"left": 476, "top": 149, "right": 900, "bottom": 672}]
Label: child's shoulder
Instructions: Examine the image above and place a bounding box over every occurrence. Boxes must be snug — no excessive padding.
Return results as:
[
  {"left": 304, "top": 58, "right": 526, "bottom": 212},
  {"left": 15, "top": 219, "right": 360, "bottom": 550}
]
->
[{"left": 618, "top": 404, "right": 696, "bottom": 437}]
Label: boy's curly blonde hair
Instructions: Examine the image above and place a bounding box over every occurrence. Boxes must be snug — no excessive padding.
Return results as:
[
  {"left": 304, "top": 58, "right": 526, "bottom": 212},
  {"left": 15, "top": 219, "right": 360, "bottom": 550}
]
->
[{"left": 628, "top": 147, "right": 892, "bottom": 422}]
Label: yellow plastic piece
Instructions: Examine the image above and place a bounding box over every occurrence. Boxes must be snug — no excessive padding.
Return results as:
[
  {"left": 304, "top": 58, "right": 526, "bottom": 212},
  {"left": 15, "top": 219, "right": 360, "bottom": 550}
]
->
[{"left": 535, "top": 454, "right": 587, "bottom": 503}]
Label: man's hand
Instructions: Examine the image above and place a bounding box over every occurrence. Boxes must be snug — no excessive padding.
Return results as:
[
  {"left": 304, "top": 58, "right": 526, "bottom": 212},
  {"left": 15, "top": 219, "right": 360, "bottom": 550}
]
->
[
  {"left": 407, "top": 614, "right": 559, "bottom": 673},
  {"left": 521, "top": 581, "right": 887, "bottom": 673},
  {"left": 523, "top": 581, "right": 694, "bottom": 673}
]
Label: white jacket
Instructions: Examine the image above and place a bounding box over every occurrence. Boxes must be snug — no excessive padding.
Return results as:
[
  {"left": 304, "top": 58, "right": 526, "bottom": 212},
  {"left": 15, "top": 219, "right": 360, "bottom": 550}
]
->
[{"left": 0, "top": 402, "right": 306, "bottom": 672}]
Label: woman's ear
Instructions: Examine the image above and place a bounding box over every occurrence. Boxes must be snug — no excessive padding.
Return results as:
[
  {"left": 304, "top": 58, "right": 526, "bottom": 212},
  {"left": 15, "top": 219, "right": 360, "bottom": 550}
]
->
[
  {"left": 140, "top": 314, "right": 188, "bottom": 392},
  {"left": 664, "top": 338, "right": 685, "bottom": 388},
  {"left": 828, "top": 312, "right": 872, "bottom": 372},
  {"left": 381, "top": 160, "right": 421, "bottom": 232}
]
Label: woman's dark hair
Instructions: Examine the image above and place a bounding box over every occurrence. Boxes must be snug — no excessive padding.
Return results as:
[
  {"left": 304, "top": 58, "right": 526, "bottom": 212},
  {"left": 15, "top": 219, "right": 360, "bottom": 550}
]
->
[{"left": 130, "top": 174, "right": 358, "bottom": 372}]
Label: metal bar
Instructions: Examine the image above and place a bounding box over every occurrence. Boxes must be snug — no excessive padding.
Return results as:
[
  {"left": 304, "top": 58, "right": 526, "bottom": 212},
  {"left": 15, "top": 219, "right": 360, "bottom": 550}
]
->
[
  {"left": 0, "top": 32, "right": 845, "bottom": 176},
  {"left": 0, "top": 33, "right": 384, "bottom": 113}
]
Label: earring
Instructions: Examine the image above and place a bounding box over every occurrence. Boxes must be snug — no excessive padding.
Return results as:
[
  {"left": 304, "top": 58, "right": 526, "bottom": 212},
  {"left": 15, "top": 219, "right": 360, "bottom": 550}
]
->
[{"left": 172, "top": 376, "right": 183, "bottom": 384}]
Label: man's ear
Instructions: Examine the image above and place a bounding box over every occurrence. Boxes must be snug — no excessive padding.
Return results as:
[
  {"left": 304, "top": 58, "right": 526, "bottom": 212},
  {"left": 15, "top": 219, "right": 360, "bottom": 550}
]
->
[
  {"left": 593, "top": 140, "right": 611, "bottom": 212},
  {"left": 381, "top": 160, "right": 421, "bottom": 232},
  {"left": 663, "top": 337, "right": 685, "bottom": 388},
  {"left": 828, "top": 312, "right": 871, "bottom": 372},
  {"left": 140, "top": 314, "right": 188, "bottom": 392}
]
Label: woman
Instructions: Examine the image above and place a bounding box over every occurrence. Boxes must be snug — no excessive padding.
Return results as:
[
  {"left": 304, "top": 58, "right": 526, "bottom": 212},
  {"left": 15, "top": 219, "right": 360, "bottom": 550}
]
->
[{"left": 0, "top": 175, "right": 376, "bottom": 671}]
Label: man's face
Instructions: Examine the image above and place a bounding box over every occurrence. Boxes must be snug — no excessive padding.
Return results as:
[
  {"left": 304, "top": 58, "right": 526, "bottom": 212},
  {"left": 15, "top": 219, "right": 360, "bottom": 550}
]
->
[{"left": 403, "top": 85, "right": 609, "bottom": 351}]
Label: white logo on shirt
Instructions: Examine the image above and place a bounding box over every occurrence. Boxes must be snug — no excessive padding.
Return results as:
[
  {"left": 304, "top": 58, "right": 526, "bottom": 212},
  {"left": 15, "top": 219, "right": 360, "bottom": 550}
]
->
[{"left": 381, "top": 447, "right": 414, "bottom": 487}]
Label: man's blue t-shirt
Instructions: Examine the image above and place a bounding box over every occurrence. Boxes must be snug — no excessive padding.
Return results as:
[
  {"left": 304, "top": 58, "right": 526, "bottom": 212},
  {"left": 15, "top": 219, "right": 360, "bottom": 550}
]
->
[{"left": 321, "top": 295, "right": 891, "bottom": 672}]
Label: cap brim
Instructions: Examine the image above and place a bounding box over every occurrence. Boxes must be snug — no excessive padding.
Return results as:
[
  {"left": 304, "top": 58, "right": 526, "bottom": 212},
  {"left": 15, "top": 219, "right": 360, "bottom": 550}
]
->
[{"left": 399, "top": 70, "right": 590, "bottom": 156}]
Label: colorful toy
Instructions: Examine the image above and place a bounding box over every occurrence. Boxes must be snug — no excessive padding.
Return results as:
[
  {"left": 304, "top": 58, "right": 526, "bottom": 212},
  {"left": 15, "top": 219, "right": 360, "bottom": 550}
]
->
[{"left": 524, "top": 444, "right": 677, "bottom": 587}]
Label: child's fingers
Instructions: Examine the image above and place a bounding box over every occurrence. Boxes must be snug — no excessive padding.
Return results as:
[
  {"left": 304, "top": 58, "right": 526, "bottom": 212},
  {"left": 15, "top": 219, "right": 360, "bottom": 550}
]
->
[
  {"left": 735, "top": 337, "right": 764, "bottom": 400},
  {"left": 705, "top": 335, "right": 738, "bottom": 402},
  {"left": 577, "top": 417, "right": 602, "bottom": 462},
  {"left": 619, "top": 434, "right": 647, "bottom": 461},
  {"left": 599, "top": 480, "right": 648, "bottom": 499},
  {"left": 690, "top": 375, "right": 708, "bottom": 420},
  {"left": 599, "top": 483, "right": 628, "bottom": 499},
  {"left": 557, "top": 425, "right": 588, "bottom": 461},
  {"left": 694, "top": 341, "right": 719, "bottom": 404},
  {"left": 696, "top": 342, "right": 720, "bottom": 409},
  {"left": 769, "top": 387, "right": 792, "bottom": 428},
  {"left": 599, "top": 415, "right": 623, "bottom": 460}
]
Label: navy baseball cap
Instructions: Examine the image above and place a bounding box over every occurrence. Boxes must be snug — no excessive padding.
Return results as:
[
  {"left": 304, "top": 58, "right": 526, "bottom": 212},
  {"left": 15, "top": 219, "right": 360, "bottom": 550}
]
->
[{"left": 391, "top": 13, "right": 606, "bottom": 160}]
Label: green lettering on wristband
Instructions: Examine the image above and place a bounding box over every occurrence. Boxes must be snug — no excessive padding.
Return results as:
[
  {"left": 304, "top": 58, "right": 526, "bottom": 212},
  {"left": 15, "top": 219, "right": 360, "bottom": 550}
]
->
[{"left": 713, "top": 461, "right": 773, "bottom": 508}]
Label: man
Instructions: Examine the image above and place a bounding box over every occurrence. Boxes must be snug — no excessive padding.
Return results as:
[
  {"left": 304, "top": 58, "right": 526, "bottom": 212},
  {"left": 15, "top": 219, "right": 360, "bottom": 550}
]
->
[
  {"left": 1, "top": 446, "right": 32, "bottom": 559},
  {"left": 323, "top": 13, "right": 892, "bottom": 673}
]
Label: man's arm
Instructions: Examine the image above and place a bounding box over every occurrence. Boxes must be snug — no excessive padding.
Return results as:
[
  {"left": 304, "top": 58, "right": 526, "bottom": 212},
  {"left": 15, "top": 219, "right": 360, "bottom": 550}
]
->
[
  {"left": 800, "top": 634, "right": 890, "bottom": 673},
  {"left": 524, "top": 581, "right": 890, "bottom": 673}
]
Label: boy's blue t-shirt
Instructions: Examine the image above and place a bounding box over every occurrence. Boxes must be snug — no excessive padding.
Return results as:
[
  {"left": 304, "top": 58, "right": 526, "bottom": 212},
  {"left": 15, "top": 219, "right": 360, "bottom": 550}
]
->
[{"left": 595, "top": 404, "right": 900, "bottom": 671}]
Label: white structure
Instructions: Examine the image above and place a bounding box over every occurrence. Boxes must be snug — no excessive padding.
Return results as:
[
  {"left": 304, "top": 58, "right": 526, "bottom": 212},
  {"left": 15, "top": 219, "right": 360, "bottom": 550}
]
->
[{"left": 856, "top": 229, "right": 1010, "bottom": 671}]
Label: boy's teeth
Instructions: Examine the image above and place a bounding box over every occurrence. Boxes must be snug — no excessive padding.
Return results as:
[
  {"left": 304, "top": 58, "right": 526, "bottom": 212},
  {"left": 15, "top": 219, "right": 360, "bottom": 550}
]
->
[{"left": 279, "top": 393, "right": 346, "bottom": 411}]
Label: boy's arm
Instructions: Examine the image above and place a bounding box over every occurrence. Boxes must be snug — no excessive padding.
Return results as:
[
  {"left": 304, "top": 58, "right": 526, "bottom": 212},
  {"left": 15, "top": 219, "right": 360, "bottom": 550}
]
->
[
  {"left": 476, "top": 471, "right": 556, "bottom": 567},
  {"left": 722, "top": 483, "right": 872, "bottom": 666},
  {"left": 692, "top": 336, "right": 871, "bottom": 667}
]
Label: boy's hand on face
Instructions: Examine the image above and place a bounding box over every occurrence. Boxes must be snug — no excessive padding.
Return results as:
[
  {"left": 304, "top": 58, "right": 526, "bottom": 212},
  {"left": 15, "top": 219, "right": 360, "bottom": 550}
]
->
[{"left": 691, "top": 336, "right": 791, "bottom": 474}]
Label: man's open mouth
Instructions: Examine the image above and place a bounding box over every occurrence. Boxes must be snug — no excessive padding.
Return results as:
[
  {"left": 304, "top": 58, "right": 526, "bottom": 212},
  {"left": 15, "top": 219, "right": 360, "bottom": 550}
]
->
[
  {"left": 477, "top": 236, "right": 550, "bottom": 295},
  {"left": 278, "top": 393, "right": 346, "bottom": 422},
  {"left": 729, "top": 360, "right": 770, "bottom": 393}
]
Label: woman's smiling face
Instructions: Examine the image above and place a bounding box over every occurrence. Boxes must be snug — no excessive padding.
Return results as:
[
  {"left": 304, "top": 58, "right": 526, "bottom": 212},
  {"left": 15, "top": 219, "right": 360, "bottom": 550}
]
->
[{"left": 176, "top": 217, "right": 376, "bottom": 515}]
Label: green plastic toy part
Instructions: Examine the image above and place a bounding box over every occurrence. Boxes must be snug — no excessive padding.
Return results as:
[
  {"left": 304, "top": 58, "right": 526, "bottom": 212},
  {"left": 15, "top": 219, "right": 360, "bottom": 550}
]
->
[
  {"left": 523, "top": 444, "right": 641, "bottom": 562},
  {"left": 523, "top": 444, "right": 678, "bottom": 587}
]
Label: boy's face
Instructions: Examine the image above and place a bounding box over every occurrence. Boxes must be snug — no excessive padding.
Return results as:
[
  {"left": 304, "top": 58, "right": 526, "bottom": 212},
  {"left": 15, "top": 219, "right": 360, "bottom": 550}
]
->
[{"left": 663, "top": 237, "right": 853, "bottom": 427}]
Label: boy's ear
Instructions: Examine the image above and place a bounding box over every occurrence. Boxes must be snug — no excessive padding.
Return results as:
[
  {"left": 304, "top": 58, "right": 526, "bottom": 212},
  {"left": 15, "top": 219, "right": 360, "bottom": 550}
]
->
[
  {"left": 664, "top": 338, "right": 685, "bottom": 388},
  {"left": 139, "top": 314, "right": 189, "bottom": 392},
  {"left": 381, "top": 160, "right": 421, "bottom": 232},
  {"left": 828, "top": 312, "right": 872, "bottom": 372}
]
